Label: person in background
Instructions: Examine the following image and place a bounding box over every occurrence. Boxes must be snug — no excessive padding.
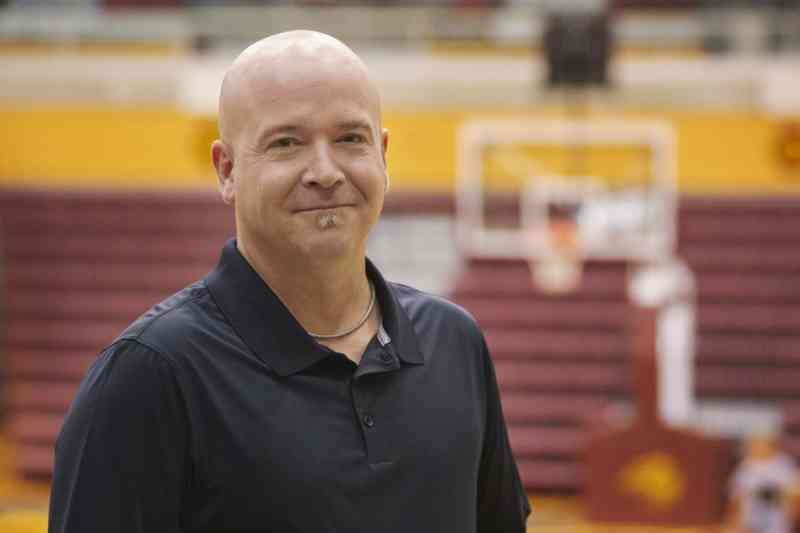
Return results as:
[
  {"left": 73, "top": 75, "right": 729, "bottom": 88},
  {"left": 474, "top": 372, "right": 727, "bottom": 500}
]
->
[{"left": 729, "top": 433, "right": 800, "bottom": 533}]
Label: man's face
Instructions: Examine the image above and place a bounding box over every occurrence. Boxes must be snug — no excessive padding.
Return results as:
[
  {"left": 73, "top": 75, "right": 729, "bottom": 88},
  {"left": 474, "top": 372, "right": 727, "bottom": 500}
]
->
[{"left": 219, "top": 52, "right": 388, "bottom": 260}]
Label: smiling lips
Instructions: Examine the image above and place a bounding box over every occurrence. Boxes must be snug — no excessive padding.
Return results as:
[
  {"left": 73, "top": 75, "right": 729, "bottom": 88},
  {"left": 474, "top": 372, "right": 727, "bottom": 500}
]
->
[{"left": 294, "top": 204, "right": 353, "bottom": 213}]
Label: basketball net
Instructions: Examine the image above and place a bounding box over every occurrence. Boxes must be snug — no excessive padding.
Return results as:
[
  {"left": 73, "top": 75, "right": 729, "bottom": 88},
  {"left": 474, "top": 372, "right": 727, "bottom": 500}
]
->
[{"left": 529, "top": 218, "right": 583, "bottom": 294}]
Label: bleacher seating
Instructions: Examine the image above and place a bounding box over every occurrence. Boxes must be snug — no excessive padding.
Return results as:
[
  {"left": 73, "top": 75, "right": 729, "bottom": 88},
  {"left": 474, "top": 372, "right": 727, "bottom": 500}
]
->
[
  {"left": 679, "top": 197, "right": 800, "bottom": 456},
  {"left": 451, "top": 195, "right": 800, "bottom": 492},
  {"left": 451, "top": 259, "right": 632, "bottom": 491},
  {"left": 1, "top": 189, "right": 799, "bottom": 494},
  {"left": 0, "top": 189, "right": 234, "bottom": 476}
]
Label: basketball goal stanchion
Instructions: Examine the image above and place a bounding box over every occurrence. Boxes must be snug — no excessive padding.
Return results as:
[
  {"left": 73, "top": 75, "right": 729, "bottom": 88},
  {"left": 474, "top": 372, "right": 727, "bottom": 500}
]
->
[{"left": 456, "top": 117, "right": 733, "bottom": 526}]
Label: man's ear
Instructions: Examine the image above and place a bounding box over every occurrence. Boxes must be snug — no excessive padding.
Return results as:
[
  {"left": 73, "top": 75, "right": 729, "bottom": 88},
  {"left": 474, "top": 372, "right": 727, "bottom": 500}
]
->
[
  {"left": 381, "top": 128, "right": 389, "bottom": 165},
  {"left": 381, "top": 128, "right": 390, "bottom": 192},
  {"left": 211, "top": 140, "right": 235, "bottom": 204}
]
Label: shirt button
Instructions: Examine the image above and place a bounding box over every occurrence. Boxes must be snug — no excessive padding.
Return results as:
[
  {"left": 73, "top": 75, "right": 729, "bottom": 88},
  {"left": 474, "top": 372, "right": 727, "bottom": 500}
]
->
[
  {"left": 379, "top": 351, "right": 393, "bottom": 363},
  {"left": 362, "top": 414, "right": 375, "bottom": 428}
]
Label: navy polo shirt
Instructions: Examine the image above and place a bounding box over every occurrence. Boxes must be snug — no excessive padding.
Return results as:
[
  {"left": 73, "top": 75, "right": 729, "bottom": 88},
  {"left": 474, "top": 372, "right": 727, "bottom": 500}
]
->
[{"left": 49, "top": 239, "right": 530, "bottom": 533}]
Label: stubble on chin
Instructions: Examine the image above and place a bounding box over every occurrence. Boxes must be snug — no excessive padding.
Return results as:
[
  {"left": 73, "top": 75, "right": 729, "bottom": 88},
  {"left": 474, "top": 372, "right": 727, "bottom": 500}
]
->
[{"left": 316, "top": 212, "right": 340, "bottom": 230}]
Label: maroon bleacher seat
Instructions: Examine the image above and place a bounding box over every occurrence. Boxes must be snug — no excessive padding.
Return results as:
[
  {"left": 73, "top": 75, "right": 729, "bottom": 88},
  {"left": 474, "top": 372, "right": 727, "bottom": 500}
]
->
[
  {"left": 450, "top": 195, "right": 800, "bottom": 493},
  {"left": 680, "top": 198, "right": 800, "bottom": 404},
  {"left": 2, "top": 188, "right": 800, "bottom": 492},
  {"left": 0, "top": 188, "right": 234, "bottom": 479},
  {"left": 450, "top": 258, "right": 633, "bottom": 492}
]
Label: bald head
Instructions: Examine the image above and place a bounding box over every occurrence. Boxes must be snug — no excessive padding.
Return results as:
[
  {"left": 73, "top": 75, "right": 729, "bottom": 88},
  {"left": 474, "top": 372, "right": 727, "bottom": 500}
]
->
[{"left": 217, "top": 31, "right": 381, "bottom": 146}]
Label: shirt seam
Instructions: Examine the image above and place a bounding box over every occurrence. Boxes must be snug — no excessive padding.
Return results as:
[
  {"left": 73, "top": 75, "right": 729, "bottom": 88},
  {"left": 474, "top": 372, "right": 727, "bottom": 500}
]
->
[
  {"left": 115, "top": 287, "right": 211, "bottom": 352},
  {"left": 107, "top": 337, "right": 200, "bottom": 503},
  {"left": 106, "top": 291, "right": 207, "bottom": 494}
]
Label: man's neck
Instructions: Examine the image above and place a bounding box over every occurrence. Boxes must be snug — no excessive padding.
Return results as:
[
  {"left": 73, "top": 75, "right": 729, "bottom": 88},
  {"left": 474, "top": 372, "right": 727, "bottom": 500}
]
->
[{"left": 237, "top": 237, "right": 372, "bottom": 338}]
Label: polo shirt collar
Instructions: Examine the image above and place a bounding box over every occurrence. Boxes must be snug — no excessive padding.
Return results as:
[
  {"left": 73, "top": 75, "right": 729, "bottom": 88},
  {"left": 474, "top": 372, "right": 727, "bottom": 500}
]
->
[
  {"left": 205, "top": 239, "right": 424, "bottom": 376},
  {"left": 366, "top": 257, "right": 424, "bottom": 366}
]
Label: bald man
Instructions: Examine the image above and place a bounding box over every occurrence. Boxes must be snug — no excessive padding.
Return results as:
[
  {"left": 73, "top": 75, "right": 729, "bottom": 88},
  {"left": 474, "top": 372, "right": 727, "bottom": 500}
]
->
[{"left": 49, "top": 31, "right": 531, "bottom": 533}]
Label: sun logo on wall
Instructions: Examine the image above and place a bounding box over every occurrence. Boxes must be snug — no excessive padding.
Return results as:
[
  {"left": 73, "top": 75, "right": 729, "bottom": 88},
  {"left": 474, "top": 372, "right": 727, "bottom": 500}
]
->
[
  {"left": 618, "top": 452, "right": 686, "bottom": 510},
  {"left": 776, "top": 122, "right": 800, "bottom": 174}
]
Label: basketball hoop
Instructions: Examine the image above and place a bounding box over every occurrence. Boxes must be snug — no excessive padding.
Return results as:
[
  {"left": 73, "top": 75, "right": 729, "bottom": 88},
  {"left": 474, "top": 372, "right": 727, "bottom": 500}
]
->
[{"left": 529, "top": 218, "right": 583, "bottom": 294}]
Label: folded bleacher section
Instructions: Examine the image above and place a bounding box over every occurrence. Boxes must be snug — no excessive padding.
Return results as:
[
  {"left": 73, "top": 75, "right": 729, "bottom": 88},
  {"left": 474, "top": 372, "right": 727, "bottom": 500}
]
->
[
  {"left": 451, "top": 258, "right": 631, "bottom": 491},
  {"left": 0, "top": 189, "right": 798, "bottom": 495},
  {"left": 450, "top": 196, "right": 800, "bottom": 493},
  {"left": 0, "top": 190, "right": 233, "bottom": 477},
  {"left": 680, "top": 198, "right": 800, "bottom": 456}
]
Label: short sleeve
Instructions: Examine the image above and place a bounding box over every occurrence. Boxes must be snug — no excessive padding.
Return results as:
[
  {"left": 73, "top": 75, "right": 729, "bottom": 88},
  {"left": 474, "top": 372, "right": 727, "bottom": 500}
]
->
[
  {"left": 48, "top": 340, "right": 190, "bottom": 533},
  {"left": 476, "top": 335, "right": 531, "bottom": 533}
]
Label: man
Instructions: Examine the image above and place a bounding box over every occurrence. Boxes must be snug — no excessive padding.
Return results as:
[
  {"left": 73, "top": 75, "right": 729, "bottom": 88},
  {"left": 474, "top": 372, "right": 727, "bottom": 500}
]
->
[{"left": 49, "top": 30, "right": 530, "bottom": 533}]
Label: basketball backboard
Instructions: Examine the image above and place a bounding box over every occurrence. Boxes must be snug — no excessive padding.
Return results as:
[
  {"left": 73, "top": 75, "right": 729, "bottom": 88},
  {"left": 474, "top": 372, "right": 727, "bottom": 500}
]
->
[{"left": 456, "top": 118, "right": 678, "bottom": 266}]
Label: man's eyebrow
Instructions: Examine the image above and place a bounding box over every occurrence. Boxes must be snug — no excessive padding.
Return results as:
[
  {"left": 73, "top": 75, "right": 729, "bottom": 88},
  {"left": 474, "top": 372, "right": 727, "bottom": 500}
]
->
[
  {"left": 335, "top": 120, "right": 373, "bottom": 132},
  {"left": 256, "top": 124, "right": 301, "bottom": 145}
]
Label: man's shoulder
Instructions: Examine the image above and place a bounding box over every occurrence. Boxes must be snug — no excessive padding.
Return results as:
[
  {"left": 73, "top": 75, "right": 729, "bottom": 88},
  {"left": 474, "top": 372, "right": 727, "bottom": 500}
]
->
[
  {"left": 389, "top": 281, "right": 482, "bottom": 337},
  {"left": 114, "top": 279, "right": 223, "bottom": 355}
]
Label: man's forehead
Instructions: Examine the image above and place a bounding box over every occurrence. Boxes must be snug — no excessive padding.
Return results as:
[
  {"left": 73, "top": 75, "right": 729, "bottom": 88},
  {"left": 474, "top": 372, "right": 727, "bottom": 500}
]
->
[
  {"left": 220, "top": 31, "right": 381, "bottom": 140},
  {"left": 243, "top": 63, "right": 379, "bottom": 130},
  {"left": 230, "top": 47, "right": 352, "bottom": 102},
  {"left": 245, "top": 55, "right": 370, "bottom": 101}
]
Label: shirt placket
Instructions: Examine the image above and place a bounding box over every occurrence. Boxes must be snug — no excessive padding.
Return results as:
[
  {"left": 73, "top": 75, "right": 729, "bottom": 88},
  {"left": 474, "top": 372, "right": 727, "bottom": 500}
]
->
[{"left": 350, "top": 339, "right": 401, "bottom": 466}]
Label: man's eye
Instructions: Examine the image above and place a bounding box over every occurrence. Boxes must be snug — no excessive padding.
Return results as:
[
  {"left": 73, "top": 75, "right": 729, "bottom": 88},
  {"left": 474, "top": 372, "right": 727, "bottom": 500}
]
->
[
  {"left": 340, "top": 133, "right": 366, "bottom": 144},
  {"left": 268, "top": 138, "right": 299, "bottom": 149}
]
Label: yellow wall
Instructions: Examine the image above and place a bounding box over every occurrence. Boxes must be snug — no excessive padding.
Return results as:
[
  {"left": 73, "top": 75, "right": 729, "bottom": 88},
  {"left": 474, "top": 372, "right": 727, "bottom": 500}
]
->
[
  {"left": 2, "top": 105, "right": 800, "bottom": 195},
  {"left": 0, "top": 106, "right": 213, "bottom": 189}
]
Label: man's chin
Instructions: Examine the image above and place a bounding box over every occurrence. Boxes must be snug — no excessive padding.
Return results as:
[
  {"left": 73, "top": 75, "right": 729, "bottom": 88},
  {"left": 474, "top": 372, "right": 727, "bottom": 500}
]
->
[
  {"left": 305, "top": 245, "right": 352, "bottom": 262},
  {"left": 315, "top": 211, "right": 341, "bottom": 230},
  {"left": 298, "top": 229, "right": 356, "bottom": 257}
]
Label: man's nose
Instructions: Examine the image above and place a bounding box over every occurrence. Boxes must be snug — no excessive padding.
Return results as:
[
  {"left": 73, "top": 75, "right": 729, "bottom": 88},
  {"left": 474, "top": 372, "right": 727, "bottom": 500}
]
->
[{"left": 302, "top": 142, "right": 345, "bottom": 189}]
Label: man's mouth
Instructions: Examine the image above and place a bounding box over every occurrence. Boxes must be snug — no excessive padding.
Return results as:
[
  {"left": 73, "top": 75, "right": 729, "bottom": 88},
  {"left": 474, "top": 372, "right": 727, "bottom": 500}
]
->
[{"left": 295, "top": 204, "right": 352, "bottom": 213}]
